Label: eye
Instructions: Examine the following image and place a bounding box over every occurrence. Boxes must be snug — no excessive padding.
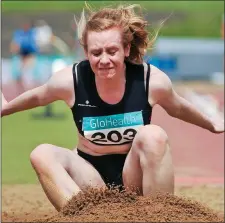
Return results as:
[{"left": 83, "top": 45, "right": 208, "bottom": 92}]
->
[
  {"left": 108, "top": 51, "right": 116, "bottom": 56},
  {"left": 90, "top": 50, "right": 101, "bottom": 57},
  {"left": 92, "top": 52, "right": 101, "bottom": 57}
]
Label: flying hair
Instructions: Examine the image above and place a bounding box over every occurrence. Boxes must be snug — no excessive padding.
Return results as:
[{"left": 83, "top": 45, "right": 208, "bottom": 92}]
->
[{"left": 74, "top": 3, "right": 167, "bottom": 64}]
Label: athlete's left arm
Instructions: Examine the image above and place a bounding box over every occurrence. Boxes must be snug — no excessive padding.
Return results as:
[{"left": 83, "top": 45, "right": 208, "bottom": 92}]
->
[{"left": 148, "top": 65, "right": 224, "bottom": 133}]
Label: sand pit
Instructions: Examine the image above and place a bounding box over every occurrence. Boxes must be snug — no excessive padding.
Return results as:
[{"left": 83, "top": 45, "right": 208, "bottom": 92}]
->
[
  {"left": 32, "top": 187, "right": 223, "bottom": 222},
  {"left": 2, "top": 184, "right": 224, "bottom": 222}
]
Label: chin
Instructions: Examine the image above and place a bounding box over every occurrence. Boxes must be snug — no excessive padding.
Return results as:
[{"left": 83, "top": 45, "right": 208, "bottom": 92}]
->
[{"left": 97, "top": 71, "right": 115, "bottom": 79}]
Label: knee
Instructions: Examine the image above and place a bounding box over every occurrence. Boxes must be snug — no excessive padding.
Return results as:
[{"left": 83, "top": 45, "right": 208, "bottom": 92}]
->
[
  {"left": 30, "top": 144, "right": 53, "bottom": 171},
  {"left": 133, "top": 125, "right": 169, "bottom": 157}
]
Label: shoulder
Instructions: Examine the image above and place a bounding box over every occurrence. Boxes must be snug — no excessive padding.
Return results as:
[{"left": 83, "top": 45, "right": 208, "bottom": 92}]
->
[
  {"left": 148, "top": 64, "right": 172, "bottom": 87},
  {"left": 48, "top": 64, "right": 74, "bottom": 88},
  {"left": 14, "top": 29, "right": 22, "bottom": 34},
  {"left": 13, "top": 29, "right": 22, "bottom": 37},
  {"left": 46, "top": 64, "right": 75, "bottom": 107},
  {"left": 147, "top": 64, "right": 173, "bottom": 106}
]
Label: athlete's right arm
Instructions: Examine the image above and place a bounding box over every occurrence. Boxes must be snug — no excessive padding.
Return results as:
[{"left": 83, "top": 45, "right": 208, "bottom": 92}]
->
[{"left": 1, "top": 65, "right": 75, "bottom": 117}]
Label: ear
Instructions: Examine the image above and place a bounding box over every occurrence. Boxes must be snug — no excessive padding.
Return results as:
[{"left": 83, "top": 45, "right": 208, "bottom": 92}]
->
[{"left": 124, "top": 44, "right": 131, "bottom": 57}]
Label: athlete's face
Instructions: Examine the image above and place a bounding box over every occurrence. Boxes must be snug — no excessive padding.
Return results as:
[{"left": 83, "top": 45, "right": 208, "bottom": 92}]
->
[{"left": 86, "top": 27, "right": 130, "bottom": 79}]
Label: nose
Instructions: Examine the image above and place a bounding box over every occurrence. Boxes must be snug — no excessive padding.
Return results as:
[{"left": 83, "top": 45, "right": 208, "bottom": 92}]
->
[{"left": 100, "top": 53, "right": 110, "bottom": 66}]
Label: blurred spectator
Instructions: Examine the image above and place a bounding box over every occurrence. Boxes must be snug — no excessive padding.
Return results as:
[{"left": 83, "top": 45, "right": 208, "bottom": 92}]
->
[
  {"left": 35, "top": 20, "right": 54, "bottom": 53},
  {"left": 33, "top": 20, "right": 69, "bottom": 119},
  {"left": 10, "top": 20, "right": 39, "bottom": 93},
  {"left": 10, "top": 20, "right": 38, "bottom": 58},
  {"left": 35, "top": 19, "right": 70, "bottom": 56}
]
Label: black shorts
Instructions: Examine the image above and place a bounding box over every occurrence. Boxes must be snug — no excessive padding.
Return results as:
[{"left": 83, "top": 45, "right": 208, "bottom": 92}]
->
[{"left": 77, "top": 149, "right": 127, "bottom": 189}]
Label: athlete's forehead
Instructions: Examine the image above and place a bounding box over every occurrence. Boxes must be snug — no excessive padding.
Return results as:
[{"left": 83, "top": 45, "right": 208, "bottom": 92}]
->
[
  {"left": 87, "top": 28, "right": 123, "bottom": 51},
  {"left": 89, "top": 43, "right": 120, "bottom": 52}
]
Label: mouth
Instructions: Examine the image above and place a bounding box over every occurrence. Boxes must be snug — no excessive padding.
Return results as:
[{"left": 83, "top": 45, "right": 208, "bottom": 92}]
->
[
  {"left": 97, "top": 67, "right": 115, "bottom": 78},
  {"left": 99, "top": 68, "right": 113, "bottom": 70}
]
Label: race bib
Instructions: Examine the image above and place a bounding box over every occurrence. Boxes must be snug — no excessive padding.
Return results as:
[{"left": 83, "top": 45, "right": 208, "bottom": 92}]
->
[{"left": 82, "top": 111, "right": 144, "bottom": 145}]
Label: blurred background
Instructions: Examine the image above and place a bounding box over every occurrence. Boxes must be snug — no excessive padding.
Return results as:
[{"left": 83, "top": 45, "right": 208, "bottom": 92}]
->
[{"left": 1, "top": 1, "right": 224, "bottom": 184}]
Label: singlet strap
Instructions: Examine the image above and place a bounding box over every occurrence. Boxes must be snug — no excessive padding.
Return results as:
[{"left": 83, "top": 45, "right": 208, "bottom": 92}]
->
[
  {"left": 145, "top": 63, "right": 151, "bottom": 99},
  {"left": 72, "top": 63, "right": 78, "bottom": 87}
]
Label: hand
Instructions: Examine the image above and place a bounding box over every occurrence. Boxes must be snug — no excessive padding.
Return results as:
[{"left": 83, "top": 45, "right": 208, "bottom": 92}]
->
[{"left": 1, "top": 92, "right": 8, "bottom": 117}]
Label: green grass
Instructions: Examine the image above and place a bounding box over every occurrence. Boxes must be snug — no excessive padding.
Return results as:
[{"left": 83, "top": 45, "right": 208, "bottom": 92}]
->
[
  {"left": 2, "top": 101, "right": 78, "bottom": 184},
  {"left": 2, "top": 1, "right": 224, "bottom": 37},
  {"left": 1, "top": 1, "right": 223, "bottom": 13}
]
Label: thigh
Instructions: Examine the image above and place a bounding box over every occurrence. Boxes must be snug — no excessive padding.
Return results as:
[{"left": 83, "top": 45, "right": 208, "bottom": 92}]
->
[
  {"left": 33, "top": 144, "right": 105, "bottom": 190},
  {"left": 67, "top": 149, "right": 106, "bottom": 189}
]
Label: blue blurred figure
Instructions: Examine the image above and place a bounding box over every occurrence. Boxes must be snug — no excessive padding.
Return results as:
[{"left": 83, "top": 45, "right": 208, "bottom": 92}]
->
[
  {"left": 11, "top": 21, "right": 38, "bottom": 57},
  {"left": 10, "top": 20, "right": 39, "bottom": 93}
]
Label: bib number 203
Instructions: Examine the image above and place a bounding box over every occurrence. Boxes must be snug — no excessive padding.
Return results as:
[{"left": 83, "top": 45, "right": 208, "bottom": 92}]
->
[{"left": 91, "top": 128, "right": 137, "bottom": 143}]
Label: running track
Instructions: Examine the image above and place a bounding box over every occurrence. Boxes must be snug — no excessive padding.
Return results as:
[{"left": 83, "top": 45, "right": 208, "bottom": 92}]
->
[{"left": 152, "top": 89, "right": 224, "bottom": 186}]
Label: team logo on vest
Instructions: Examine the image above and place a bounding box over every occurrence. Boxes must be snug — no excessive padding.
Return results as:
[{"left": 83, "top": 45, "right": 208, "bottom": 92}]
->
[
  {"left": 82, "top": 111, "right": 144, "bottom": 145},
  {"left": 78, "top": 100, "right": 97, "bottom": 107}
]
